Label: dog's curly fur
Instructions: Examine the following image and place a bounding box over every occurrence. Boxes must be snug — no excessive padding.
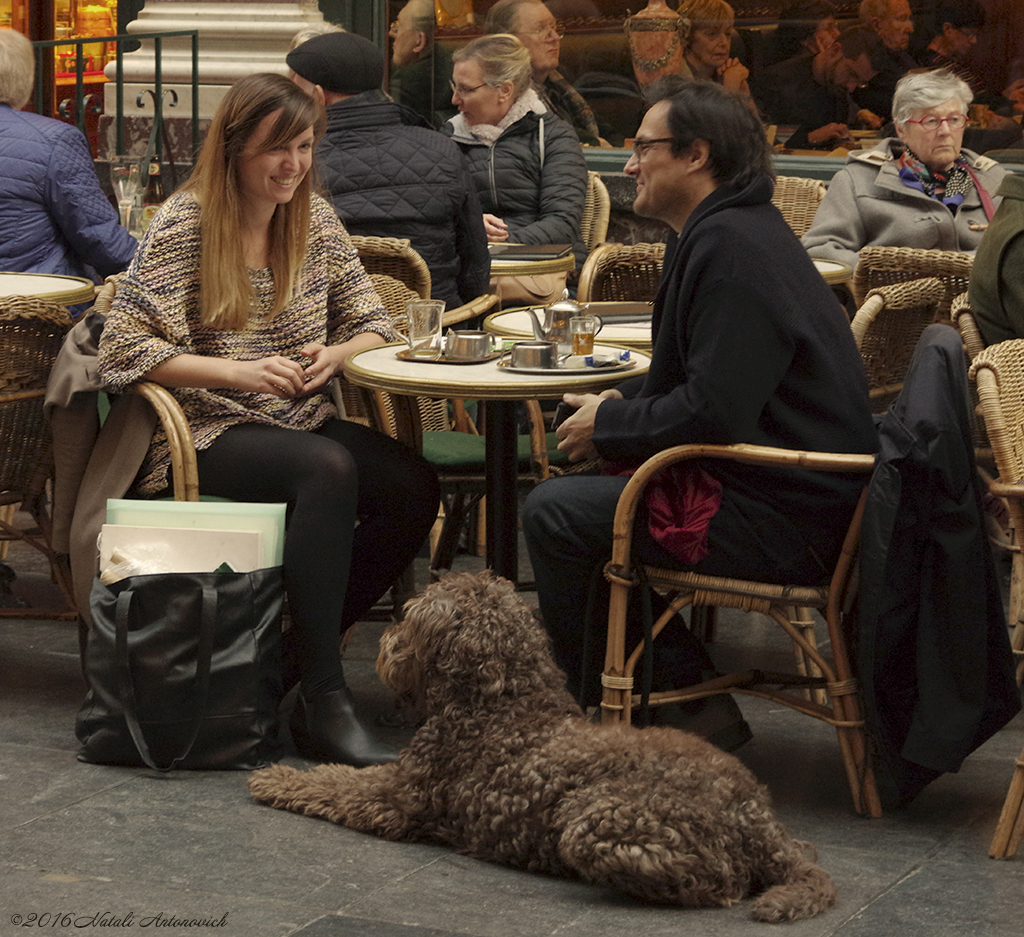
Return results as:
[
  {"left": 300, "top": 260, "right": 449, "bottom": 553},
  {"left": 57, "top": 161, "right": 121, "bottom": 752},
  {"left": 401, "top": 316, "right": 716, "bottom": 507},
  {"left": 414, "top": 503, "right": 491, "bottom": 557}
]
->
[{"left": 248, "top": 571, "right": 837, "bottom": 922}]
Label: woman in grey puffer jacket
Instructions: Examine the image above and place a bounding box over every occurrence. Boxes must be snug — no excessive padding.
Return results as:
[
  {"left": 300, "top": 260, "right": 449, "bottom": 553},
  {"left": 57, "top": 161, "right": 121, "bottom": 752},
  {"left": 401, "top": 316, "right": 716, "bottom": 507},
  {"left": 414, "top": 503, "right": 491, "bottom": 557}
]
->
[{"left": 442, "top": 34, "right": 588, "bottom": 270}]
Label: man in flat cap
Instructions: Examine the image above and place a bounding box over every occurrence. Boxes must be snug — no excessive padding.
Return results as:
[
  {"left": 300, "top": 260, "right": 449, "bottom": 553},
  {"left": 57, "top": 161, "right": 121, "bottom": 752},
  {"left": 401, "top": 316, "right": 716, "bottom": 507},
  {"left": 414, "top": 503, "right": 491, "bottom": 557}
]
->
[{"left": 287, "top": 31, "right": 489, "bottom": 309}]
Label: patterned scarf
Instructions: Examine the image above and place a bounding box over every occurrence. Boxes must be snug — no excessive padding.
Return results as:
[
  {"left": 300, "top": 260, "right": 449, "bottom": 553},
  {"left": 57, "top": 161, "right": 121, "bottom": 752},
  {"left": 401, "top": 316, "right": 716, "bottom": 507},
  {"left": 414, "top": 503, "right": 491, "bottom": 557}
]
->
[{"left": 897, "top": 145, "right": 973, "bottom": 213}]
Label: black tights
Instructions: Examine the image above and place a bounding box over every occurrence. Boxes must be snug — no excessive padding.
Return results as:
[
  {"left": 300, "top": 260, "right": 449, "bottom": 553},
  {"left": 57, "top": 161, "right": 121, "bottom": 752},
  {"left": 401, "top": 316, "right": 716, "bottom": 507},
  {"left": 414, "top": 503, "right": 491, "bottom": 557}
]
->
[{"left": 195, "top": 420, "right": 440, "bottom": 698}]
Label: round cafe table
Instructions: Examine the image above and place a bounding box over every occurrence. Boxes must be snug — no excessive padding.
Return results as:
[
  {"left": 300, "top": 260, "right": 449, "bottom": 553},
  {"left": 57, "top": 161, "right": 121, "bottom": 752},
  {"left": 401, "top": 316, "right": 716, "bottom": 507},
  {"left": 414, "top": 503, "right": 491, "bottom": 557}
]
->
[
  {"left": 0, "top": 272, "right": 95, "bottom": 306},
  {"left": 488, "top": 250, "right": 577, "bottom": 305},
  {"left": 344, "top": 342, "right": 652, "bottom": 582},
  {"left": 485, "top": 302, "right": 654, "bottom": 352},
  {"left": 812, "top": 258, "right": 853, "bottom": 286}
]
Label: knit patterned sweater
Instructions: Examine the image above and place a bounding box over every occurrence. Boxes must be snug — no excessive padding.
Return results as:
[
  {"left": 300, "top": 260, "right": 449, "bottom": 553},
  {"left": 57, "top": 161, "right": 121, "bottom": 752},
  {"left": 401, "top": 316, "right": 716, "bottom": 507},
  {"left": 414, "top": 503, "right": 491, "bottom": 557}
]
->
[{"left": 98, "top": 190, "right": 394, "bottom": 494}]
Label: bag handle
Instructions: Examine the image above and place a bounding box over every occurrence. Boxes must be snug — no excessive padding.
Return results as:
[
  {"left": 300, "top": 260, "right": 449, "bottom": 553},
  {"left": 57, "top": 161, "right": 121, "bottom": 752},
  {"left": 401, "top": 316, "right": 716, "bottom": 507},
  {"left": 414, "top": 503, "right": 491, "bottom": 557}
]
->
[{"left": 114, "top": 583, "right": 218, "bottom": 771}]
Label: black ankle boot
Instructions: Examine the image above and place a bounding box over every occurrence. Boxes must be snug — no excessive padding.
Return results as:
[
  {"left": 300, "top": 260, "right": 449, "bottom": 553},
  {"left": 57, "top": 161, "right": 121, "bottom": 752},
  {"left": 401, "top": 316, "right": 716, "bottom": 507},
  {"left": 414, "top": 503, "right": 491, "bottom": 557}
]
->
[{"left": 290, "top": 687, "right": 398, "bottom": 767}]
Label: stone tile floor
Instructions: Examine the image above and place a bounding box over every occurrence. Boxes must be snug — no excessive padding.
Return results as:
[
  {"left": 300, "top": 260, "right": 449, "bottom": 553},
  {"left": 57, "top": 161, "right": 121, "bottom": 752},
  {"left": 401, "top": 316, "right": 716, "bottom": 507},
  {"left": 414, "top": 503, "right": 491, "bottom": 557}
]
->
[{"left": 1, "top": 531, "right": 1021, "bottom": 937}]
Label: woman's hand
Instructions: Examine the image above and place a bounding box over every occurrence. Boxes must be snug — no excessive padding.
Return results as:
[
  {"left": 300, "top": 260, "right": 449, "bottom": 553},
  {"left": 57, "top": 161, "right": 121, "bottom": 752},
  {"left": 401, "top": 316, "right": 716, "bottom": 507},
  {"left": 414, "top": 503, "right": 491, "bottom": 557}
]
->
[
  {"left": 718, "top": 58, "right": 749, "bottom": 92},
  {"left": 483, "top": 213, "right": 509, "bottom": 242},
  {"left": 231, "top": 356, "right": 308, "bottom": 398},
  {"left": 300, "top": 332, "right": 388, "bottom": 396}
]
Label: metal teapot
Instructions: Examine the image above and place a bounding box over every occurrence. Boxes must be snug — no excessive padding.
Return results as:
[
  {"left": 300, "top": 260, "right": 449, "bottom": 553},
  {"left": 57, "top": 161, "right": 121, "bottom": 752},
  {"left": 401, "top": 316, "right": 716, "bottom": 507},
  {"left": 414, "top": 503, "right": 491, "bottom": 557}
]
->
[{"left": 525, "top": 290, "right": 585, "bottom": 354}]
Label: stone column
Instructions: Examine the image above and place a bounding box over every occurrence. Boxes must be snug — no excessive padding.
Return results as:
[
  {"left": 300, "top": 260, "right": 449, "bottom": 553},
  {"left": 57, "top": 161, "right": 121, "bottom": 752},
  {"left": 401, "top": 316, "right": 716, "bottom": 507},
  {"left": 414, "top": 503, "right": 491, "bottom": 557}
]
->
[{"left": 103, "top": 1, "right": 325, "bottom": 123}]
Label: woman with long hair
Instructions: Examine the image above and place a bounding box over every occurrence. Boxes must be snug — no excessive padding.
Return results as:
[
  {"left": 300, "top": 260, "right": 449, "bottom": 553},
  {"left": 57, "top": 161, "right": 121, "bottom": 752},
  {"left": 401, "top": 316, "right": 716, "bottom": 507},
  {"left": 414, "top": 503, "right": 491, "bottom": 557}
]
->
[{"left": 98, "top": 73, "right": 440, "bottom": 767}]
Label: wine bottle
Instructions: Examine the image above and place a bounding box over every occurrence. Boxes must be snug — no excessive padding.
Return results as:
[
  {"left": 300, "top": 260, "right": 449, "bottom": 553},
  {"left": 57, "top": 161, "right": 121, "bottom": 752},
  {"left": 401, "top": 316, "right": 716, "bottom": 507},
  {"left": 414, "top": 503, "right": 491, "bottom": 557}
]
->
[{"left": 140, "top": 157, "right": 166, "bottom": 231}]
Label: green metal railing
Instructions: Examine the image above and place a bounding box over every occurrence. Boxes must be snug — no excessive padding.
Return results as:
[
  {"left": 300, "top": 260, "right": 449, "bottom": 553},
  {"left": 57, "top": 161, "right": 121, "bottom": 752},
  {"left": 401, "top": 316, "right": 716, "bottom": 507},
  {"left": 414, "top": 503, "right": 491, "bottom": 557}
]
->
[{"left": 32, "top": 30, "right": 199, "bottom": 159}]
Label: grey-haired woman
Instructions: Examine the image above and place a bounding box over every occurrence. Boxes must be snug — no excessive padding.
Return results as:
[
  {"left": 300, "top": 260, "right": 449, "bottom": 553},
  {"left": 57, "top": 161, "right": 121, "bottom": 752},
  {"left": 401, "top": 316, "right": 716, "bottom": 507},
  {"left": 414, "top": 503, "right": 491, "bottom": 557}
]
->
[{"left": 802, "top": 69, "right": 1008, "bottom": 270}]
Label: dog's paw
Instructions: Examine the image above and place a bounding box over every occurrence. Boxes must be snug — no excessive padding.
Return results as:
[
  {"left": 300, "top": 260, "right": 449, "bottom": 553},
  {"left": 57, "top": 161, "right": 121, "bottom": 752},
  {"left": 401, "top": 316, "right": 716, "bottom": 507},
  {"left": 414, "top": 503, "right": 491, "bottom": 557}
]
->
[{"left": 248, "top": 764, "right": 306, "bottom": 806}]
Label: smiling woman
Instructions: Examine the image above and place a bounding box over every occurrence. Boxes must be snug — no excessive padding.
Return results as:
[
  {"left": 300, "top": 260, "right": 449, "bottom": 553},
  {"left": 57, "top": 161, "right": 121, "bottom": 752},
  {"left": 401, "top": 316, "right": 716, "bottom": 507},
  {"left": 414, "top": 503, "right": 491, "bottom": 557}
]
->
[{"left": 95, "top": 73, "right": 441, "bottom": 769}]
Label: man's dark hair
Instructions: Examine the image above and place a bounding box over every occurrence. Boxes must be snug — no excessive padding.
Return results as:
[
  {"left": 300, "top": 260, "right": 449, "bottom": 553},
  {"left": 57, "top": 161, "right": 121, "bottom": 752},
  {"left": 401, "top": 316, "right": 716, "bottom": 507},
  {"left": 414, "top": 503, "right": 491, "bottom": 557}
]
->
[
  {"left": 935, "top": 0, "right": 985, "bottom": 32},
  {"left": 774, "top": 1, "right": 839, "bottom": 61},
  {"left": 836, "top": 24, "right": 890, "bottom": 73},
  {"left": 645, "top": 78, "right": 775, "bottom": 189}
]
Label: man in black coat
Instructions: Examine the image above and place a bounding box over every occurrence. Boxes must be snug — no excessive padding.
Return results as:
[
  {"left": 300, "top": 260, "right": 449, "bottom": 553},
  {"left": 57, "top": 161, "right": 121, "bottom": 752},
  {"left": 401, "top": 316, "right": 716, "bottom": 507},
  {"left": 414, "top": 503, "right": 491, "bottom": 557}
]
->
[
  {"left": 522, "top": 80, "right": 877, "bottom": 738},
  {"left": 287, "top": 32, "right": 489, "bottom": 308}
]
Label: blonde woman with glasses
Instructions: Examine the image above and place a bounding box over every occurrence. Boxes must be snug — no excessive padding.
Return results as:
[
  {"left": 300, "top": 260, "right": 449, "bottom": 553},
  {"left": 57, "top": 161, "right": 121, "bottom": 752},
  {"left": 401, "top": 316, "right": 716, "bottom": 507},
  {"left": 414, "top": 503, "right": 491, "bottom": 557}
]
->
[
  {"left": 443, "top": 33, "right": 587, "bottom": 300},
  {"left": 802, "top": 69, "right": 1008, "bottom": 270},
  {"left": 97, "top": 73, "right": 440, "bottom": 768}
]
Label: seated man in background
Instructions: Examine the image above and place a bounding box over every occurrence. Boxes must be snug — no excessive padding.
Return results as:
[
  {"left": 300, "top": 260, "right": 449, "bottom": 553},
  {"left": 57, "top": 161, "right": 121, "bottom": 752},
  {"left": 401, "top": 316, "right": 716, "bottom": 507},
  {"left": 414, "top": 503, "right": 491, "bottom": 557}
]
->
[
  {"left": 287, "top": 31, "right": 489, "bottom": 310},
  {"left": 388, "top": 0, "right": 457, "bottom": 129},
  {"left": 0, "top": 29, "right": 135, "bottom": 288},
  {"left": 969, "top": 174, "right": 1024, "bottom": 345},
  {"left": 485, "top": 0, "right": 607, "bottom": 146},
  {"left": 754, "top": 25, "right": 888, "bottom": 149},
  {"left": 522, "top": 79, "right": 876, "bottom": 744},
  {"left": 853, "top": 0, "right": 918, "bottom": 124},
  {"left": 913, "top": 0, "right": 1014, "bottom": 114}
]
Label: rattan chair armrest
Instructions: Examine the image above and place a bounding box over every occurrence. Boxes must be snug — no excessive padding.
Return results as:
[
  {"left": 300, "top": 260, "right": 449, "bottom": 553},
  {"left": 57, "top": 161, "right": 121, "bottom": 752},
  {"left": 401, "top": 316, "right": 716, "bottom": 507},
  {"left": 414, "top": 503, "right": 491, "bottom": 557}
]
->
[
  {"left": 131, "top": 382, "right": 199, "bottom": 502},
  {"left": 850, "top": 294, "right": 885, "bottom": 348},
  {"left": 610, "top": 443, "right": 876, "bottom": 569},
  {"left": 951, "top": 291, "right": 986, "bottom": 360},
  {"left": 985, "top": 479, "right": 1024, "bottom": 500},
  {"left": 442, "top": 293, "right": 500, "bottom": 328}
]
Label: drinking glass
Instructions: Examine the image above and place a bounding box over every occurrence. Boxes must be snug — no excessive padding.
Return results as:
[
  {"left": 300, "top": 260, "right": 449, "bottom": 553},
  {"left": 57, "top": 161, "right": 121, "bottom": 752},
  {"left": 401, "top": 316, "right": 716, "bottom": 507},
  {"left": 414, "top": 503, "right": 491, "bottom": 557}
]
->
[
  {"left": 108, "top": 156, "right": 143, "bottom": 231},
  {"left": 570, "top": 315, "right": 600, "bottom": 356},
  {"left": 404, "top": 299, "right": 446, "bottom": 359}
]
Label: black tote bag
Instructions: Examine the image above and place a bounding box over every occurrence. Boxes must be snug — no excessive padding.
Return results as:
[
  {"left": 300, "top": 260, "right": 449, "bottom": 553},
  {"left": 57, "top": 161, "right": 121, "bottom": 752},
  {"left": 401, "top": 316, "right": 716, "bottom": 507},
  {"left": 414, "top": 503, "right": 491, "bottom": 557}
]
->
[{"left": 76, "top": 567, "right": 284, "bottom": 771}]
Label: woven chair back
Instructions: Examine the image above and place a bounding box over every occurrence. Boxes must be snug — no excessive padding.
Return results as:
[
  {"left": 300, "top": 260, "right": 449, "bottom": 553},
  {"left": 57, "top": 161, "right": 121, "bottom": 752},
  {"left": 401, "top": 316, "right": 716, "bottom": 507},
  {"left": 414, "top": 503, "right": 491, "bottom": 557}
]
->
[
  {"left": 971, "top": 341, "right": 1024, "bottom": 516},
  {"left": 0, "top": 298, "right": 74, "bottom": 502},
  {"left": 851, "top": 277, "right": 946, "bottom": 414},
  {"left": 577, "top": 241, "right": 665, "bottom": 304},
  {"left": 349, "top": 235, "right": 432, "bottom": 300},
  {"left": 771, "top": 176, "right": 826, "bottom": 237},
  {"left": 581, "top": 171, "right": 611, "bottom": 254},
  {"left": 851, "top": 246, "right": 973, "bottom": 318}
]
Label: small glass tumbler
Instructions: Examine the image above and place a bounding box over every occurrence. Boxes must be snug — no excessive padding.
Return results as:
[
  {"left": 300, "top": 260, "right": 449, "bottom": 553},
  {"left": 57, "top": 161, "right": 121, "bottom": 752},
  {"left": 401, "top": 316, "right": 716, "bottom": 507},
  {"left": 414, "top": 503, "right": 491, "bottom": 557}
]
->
[
  {"left": 570, "top": 315, "right": 599, "bottom": 356},
  {"left": 405, "top": 299, "right": 446, "bottom": 358}
]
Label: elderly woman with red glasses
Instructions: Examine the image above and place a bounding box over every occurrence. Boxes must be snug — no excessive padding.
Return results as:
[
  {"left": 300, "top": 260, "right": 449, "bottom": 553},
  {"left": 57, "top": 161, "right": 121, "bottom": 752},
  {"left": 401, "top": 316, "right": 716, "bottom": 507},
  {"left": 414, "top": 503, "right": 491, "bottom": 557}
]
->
[{"left": 802, "top": 69, "right": 1008, "bottom": 270}]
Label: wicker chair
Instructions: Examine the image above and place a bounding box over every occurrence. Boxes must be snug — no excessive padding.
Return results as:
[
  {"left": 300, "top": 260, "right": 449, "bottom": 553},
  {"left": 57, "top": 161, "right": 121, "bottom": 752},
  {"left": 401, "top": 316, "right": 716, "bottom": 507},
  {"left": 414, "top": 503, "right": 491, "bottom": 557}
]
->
[
  {"left": 349, "top": 235, "right": 499, "bottom": 329},
  {"left": 850, "top": 277, "right": 947, "bottom": 414},
  {"left": 598, "top": 442, "right": 880, "bottom": 815},
  {"left": 581, "top": 171, "right": 611, "bottom": 254},
  {"left": 951, "top": 290, "right": 987, "bottom": 362},
  {"left": 771, "top": 175, "right": 826, "bottom": 237},
  {"left": 851, "top": 246, "right": 974, "bottom": 318},
  {"left": 967, "top": 340, "right": 1024, "bottom": 857},
  {"left": 0, "top": 297, "right": 78, "bottom": 618},
  {"left": 599, "top": 442, "right": 882, "bottom": 817},
  {"left": 577, "top": 241, "right": 665, "bottom": 304}
]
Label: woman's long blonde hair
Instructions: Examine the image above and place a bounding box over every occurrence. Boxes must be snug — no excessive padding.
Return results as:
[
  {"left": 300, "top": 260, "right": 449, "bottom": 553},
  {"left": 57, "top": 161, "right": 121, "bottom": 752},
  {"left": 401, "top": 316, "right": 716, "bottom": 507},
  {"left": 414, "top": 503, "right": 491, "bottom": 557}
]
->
[{"left": 184, "top": 72, "right": 326, "bottom": 328}]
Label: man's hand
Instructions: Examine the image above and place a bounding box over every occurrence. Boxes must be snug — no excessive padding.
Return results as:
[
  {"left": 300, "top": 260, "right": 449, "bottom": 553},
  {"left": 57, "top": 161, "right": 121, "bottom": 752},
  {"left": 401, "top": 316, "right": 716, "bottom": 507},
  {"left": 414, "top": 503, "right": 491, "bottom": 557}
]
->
[
  {"left": 555, "top": 389, "right": 622, "bottom": 462},
  {"left": 807, "top": 123, "right": 853, "bottom": 146},
  {"left": 856, "top": 109, "right": 884, "bottom": 130}
]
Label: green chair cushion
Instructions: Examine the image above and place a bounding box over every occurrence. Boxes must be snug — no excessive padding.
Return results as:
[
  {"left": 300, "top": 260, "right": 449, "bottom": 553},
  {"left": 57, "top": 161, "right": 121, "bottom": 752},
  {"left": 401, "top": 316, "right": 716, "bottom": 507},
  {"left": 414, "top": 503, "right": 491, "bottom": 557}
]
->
[{"left": 422, "top": 430, "right": 569, "bottom": 472}]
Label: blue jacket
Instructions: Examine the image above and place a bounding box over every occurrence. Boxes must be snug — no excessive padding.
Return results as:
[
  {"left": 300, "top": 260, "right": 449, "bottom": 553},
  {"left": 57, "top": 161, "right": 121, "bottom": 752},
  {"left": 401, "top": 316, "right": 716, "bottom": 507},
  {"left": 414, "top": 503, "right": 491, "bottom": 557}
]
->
[{"left": 0, "top": 103, "right": 136, "bottom": 280}]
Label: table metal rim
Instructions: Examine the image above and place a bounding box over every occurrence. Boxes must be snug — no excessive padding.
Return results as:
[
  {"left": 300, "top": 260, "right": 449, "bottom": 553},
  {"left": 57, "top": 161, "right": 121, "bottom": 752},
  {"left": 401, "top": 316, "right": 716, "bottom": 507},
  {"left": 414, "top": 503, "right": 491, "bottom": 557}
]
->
[
  {"left": 0, "top": 272, "right": 96, "bottom": 305},
  {"left": 488, "top": 254, "right": 577, "bottom": 277},
  {"left": 344, "top": 342, "right": 649, "bottom": 400}
]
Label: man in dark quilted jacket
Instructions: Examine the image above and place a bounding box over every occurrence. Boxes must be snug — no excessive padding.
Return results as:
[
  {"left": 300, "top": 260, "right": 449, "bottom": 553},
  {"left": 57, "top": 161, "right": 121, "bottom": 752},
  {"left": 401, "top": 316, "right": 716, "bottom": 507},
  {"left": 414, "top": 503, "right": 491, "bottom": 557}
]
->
[{"left": 287, "top": 31, "right": 490, "bottom": 309}]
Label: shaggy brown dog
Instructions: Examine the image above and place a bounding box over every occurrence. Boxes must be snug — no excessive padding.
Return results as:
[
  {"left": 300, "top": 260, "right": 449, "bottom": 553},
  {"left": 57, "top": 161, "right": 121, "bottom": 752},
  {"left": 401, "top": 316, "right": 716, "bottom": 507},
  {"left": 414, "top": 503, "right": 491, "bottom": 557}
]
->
[{"left": 248, "top": 571, "right": 837, "bottom": 922}]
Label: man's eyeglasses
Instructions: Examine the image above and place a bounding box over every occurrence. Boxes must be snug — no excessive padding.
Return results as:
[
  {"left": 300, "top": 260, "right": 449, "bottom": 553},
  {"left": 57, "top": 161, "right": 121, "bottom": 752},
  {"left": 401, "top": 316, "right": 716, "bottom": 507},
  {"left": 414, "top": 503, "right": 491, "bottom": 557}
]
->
[
  {"left": 903, "top": 114, "right": 968, "bottom": 132},
  {"left": 518, "top": 25, "right": 565, "bottom": 40},
  {"left": 631, "top": 137, "right": 674, "bottom": 158},
  {"left": 449, "top": 80, "right": 488, "bottom": 96}
]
